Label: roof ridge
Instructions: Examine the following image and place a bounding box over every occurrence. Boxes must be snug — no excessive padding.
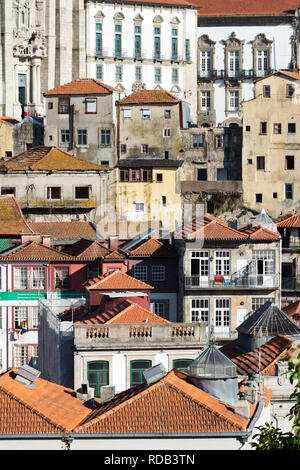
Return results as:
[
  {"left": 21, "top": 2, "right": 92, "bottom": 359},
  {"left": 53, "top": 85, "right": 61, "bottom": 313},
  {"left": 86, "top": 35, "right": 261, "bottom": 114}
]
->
[{"left": 105, "top": 299, "right": 170, "bottom": 324}]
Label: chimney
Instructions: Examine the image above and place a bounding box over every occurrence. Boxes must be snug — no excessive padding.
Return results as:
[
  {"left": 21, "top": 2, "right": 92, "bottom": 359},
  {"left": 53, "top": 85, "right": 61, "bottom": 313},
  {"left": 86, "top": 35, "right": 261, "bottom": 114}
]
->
[
  {"left": 109, "top": 235, "right": 119, "bottom": 251},
  {"left": 76, "top": 380, "right": 95, "bottom": 406},
  {"left": 234, "top": 392, "right": 251, "bottom": 419},
  {"left": 100, "top": 385, "right": 116, "bottom": 403}
]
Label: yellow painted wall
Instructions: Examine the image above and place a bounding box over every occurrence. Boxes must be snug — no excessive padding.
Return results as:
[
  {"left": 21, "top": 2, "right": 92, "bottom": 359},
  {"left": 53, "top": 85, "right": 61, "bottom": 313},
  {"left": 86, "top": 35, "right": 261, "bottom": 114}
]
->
[{"left": 0, "top": 122, "right": 14, "bottom": 159}]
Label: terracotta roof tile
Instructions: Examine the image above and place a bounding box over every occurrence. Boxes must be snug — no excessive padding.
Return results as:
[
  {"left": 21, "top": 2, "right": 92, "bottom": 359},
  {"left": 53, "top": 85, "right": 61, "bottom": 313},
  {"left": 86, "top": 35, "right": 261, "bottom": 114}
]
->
[
  {"left": 190, "top": 0, "right": 298, "bottom": 17},
  {"left": 3, "top": 147, "right": 109, "bottom": 172},
  {"left": 85, "top": 270, "right": 154, "bottom": 291},
  {"left": 97, "top": 220, "right": 161, "bottom": 240},
  {"left": 76, "top": 369, "right": 250, "bottom": 434},
  {"left": 0, "top": 369, "right": 93, "bottom": 434},
  {"left": 30, "top": 221, "right": 98, "bottom": 241},
  {"left": 108, "top": 0, "right": 195, "bottom": 6},
  {"left": 0, "top": 240, "right": 76, "bottom": 261},
  {"left": 238, "top": 225, "right": 280, "bottom": 241},
  {"left": 221, "top": 335, "right": 293, "bottom": 376},
  {"left": 103, "top": 249, "right": 127, "bottom": 260},
  {"left": 44, "top": 79, "right": 115, "bottom": 96},
  {"left": 0, "top": 195, "right": 35, "bottom": 236},
  {"left": 74, "top": 299, "right": 169, "bottom": 325},
  {"left": 283, "top": 301, "right": 300, "bottom": 326},
  {"left": 63, "top": 239, "right": 110, "bottom": 259},
  {"left": 276, "top": 214, "right": 300, "bottom": 228},
  {"left": 175, "top": 214, "right": 248, "bottom": 241},
  {"left": 127, "top": 238, "right": 177, "bottom": 257},
  {"left": 119, "top": 89, "right": 181, "bottom": 105},
  {"left": 0, "top": 116, "right": 19, "bottom": 126}
]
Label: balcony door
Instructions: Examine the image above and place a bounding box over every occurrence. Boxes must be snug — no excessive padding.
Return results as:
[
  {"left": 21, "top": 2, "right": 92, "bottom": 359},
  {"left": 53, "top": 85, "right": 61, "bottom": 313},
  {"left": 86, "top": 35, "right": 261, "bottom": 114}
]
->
[
  {"left": 252, "top": 251, "right": 275, "bottom": 287},
  {"left": 214, "top": 298, "right": 230, "bottom": 337},
  {"left": 190, "top": 251, "right": 209, "bottom": 287}
]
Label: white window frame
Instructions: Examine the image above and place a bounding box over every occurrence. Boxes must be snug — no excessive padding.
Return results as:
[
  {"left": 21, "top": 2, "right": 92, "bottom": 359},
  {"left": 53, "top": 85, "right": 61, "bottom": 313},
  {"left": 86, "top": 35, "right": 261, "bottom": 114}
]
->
[
  {"left": 142, "top": 108, "right": 151, "bottom": 119},
  {"left": 200, "top": 50, "right": 211, "bottom": 77},
  {"left": 163, "top": 128, "right": 171, "bottom": 137},
  {"left": 214, "top": 298, "right": 230, "bottom": 327},
  {"left": 123, "top": 108, "right": 132, "bottom": 119},
  {"left": 54, "top": 267, "right": 70, "bottom": 289},
  {"left": 215, "top": 251, "right": 230, "bottom": 276},
  {"left": 14, "top": 345, "right": 28, "bottom": 367},
  {"left": 201, "top": 91, "right": 211, "bottom": 110},
  {"left": 134, "top": 202, "right": 144, "bottom": 212},
  {"left": 191, "top": 298, "right": 209, "bottom": 322}
]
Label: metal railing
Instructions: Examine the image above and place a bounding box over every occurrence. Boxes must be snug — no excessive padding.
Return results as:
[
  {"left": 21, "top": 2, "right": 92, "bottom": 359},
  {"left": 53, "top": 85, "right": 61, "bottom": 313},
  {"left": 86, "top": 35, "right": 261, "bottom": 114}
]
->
[{"left": 185, "top": 274, "right": 278, "bottom": 289}]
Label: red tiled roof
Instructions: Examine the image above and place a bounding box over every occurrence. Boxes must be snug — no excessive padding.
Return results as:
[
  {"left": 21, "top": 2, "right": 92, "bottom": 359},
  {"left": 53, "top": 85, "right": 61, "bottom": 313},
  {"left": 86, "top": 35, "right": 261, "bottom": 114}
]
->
[
  {"left": 107, "top": 0, "right": 196, "bottom": 7},
  {"left": 97, "top": 220, "right": 161, "bottom": 240},
  {"left": 119, "top": 89, "right": 181, "bottom": 105},
  {"left": 283, "top": 301, "right": 300, "bottom": 325},
  {"left": 276, "top": 214, "right": 300, "bottom": 228},
  {"left": 74, "top": 299, "right": 169, "bottom": 325},
  {"left": 190, "top": 0, "right": 298, "bottom": 17},
  {"left": 3, "top": 147, "right": 109, "bottom": 172},
  {"left": 238, "top": 225, "right": 280, "bottom": 241},
  {"left": 221, "top": 335, "right": 293, "bottom": 376},
  {"left": 75, "top": 369, "right": 250, "bottom": 434},
  {"left": 30, "top": 221, "right": 98, "bottom": 241},
  {"left": 0, "top": 369, "right": 93, "bottom": 434},
  {"left": 44, "top": 79, "right": 115, "bottom": 96},
  {"left": 128, "top": 238, "right": 176, "bottom": 257},
  {"left": 85, "top": 270, "right": 154, "bottom": 291},
  {"left": 0, "top": 240, "right": 76, "bottom": 261},
  {"left": 0, "top": 116, "right": 19, "bottom": 126},
  {"left": 63, "top": 239, "right": 110, "bottom": 259},
  {"left": 103, "top": 249, "right": 127, "bottom": 260},
  {"left": 0, "top": 195, "right": 35, "bottom": 236},
  {"left": 175, "top": 214, "right": 248, "bottom": 241}
]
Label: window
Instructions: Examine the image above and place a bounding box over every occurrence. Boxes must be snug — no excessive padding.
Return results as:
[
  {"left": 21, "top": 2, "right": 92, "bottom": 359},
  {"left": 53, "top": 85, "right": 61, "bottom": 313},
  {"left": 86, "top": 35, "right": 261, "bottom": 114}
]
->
[
  {"left": 215, "top": 298, "right": 230, "bottom": 327},
  {"left": 162, "top": 196, "right": 167, "bottom": 207},
  {"left": 134, "top": 265, "right": 147, "bottom": 281},
  {"left": 154, "top": 33, "right": 160, "bottom": 59},
  {"left": 152, "top": 266, "right": 165, "bottom": 281},
  {"left": 201, "top": 91, "right": 211, "bottom": 110},
  {"left": 14, "top": 345, "right": 28, "bottom": 367},
  {"left": 228, "top": 50, "right": 240, "bottom": 77},
  {"left": 32, "top": 307, "right": 39, "bottom": 329},
  {"left": 134, "top": 26, "right": 141, "bottom": 58},
  {"left": 172, "top": 68, "right": 178, "bottom": 83},
  {"left": 123, "top": 108, "right": 132, "bottom": 119},
  {"left": 273, "top": 192, "right": 278, "bottom": 199},
  {"left": 85, "top": 98, "right": 97, "bottom": 114},
  {"left": 115, "top": 25, "right": 122, "bottom": 58},
  {"left": 96, "top": 64, "right": 103, "bottom": 80},
  {"left": 288, "top": 123, "right": 296, "bottom": 133},
  {"left": 246, "top": 125, "right": 251, "bottom": 132},
  {"left": 1, "top": 187, "right": 15, "bottom": 195},
  {"left": 263, "top": 85, "right": 271, "bottom": 98},
  {"left": 287, "top": 84, "right": 295, "bottom": 98},
  {"left": 48, "top": 102, "right": 53, "bottom": 110},
  {"left": 260, "top": 122, "right": 267, "bottom": 135},
  {"left": 75, "top": 186, "right": 89, "bottom": 199},
  {"left": 215, "top": 251, "right": 230, "bottom": 276},
  {"left": 120, "top": 168, "right": 152, "bottom": 182},
  {"left": 256, "top": 156, "right": 265, "bottom": 170},
  {"left": 77, "top": 129, "right": 87, "bottom": 145},
  {"left": 135, "top": 66, "right": 142, "bottom": 81},
  {"left": 96, "top": 23, "right": 102, "bottom": 56},
  {"left": 256, "top": 193, "right": 263, "bottom": 203},
  {"left": 130, "top": 360, "right": 151, "bottom": 386},
  {"left": 142, "top": 109, "right": 151, "bottom": 119},
  {"left": 252, "top": 250, "right": 275, "bottom": 277},
  {"left": 58, "top": 97, "right": 70, "bottom": 114},
  {"left": 154, "top": 67, "right": 161, "bottom": 83},
  {"left": 55, "top": 267, "right": 70, "bottom": 289},
  {"left": 252, "top": 297, "right": 274, "bottom": 311},
  {"left": 171, "top": 31, "right": 178, "bottom": 60},
  {"left": 164, "top": 150, "right": 169, "bottom": 159},
  {"left": 164, "top": 110, "right": 171, "bottom": 119},
  {"left": 88, "top": 361, "right": 109, "bottom": 397},
  {"left": 115, "top": 65, "right": 122, "bottom": 81},
  {"left": 256, "top": 49, "right": 269, "bottom": 76},
  {"left": 151, "top": 301, "right": 169, "bottom": 320},
  {"left": 14, "top": 307, "right": 28, "bottom": 329},
  {"left": 197, "top": 168, "right": 207, "bottom": 181},
  {"left": 193, "top": 134, "right": 204, "bottom": 148},
  {"left": 285, "top": 183, "right": 293, "bottom": 199},
  {"left": 120, "top": 169, "right": 129, "bottom": 181},
  {"left": 100, "top": 129, "right": 111, "bottom": 146},
  {"left": 141, "top": 144, "right": 148, "bottom": 154},
  {"left": 216, "top": 135, "right": 224, "bottom": 148},
  {"left": 200, "top": 50, "right": 211, "bottom": 77},
  {"left": 185, "top": 39, "right": 190, "bottom": 61},
  {"left": 191, "top": 299, "right": 209, "bottom": 322},
  {"left": 273, "top": 123, "right": 281, "bottom": 134},
  {"left": 156, "top": 173, "right": 163, "bottom": 182},
  {"left": 190, "top": 251, "right": 209, "bottom": 277},
  {"left": 248, "top": 159, "right": 253, "bottom": 164},
  {"left": 163, "top": 128, "right": 171, "bottom": 137},
  {"left": 120, "top": 144, "right": 127, "bottom": 155},
  {"left": 134, "top": 202, "right": 144, "bottom": 213},
  {"left": 60, "top": 129, "right": 70, "bottom": 145},
  {"left": 229, "top": 90, "right": 239, "bottom": 110},
  {"left": 87, "top": 266, "right": 100, "bottom": 281},
  {"left": 285, "top": 155, "right": 295, "bottom": 170},
  {"left": 13, "top": 266, "right": 45, "bottom": 290},
  {"left": 173, "top": 359, "right": 193, "bottom": 372}
]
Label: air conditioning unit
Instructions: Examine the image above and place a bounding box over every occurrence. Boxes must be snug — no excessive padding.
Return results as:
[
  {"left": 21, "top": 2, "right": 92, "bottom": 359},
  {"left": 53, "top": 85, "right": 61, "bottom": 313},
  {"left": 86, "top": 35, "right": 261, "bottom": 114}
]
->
[{"left": 13, "top": 330, "right": 21, "bottom": 340}]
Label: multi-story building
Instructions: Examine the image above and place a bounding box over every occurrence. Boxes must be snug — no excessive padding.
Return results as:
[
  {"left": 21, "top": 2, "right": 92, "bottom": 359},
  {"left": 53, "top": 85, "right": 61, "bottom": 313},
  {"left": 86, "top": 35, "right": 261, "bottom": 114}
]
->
[
  {"left": 192, "top": 0, "right": 300, "bottom": 125},
  {"left": 85, "top": 0, "right": 198, "bottom": 120},
  {"left": 242, "top": 70, "right": 300, "bottom": 217},
  {"left": 0, "top": 146, "right": 111, "bottom": 223},
  {"left": 174, "top": 213, "right": 281, "bottom": 342},
  {"left": 44, "top": 79, "right": 118, "bottom": 166},
  {"left": 0, "top": 116, "right": 44, "bottom": 159}
]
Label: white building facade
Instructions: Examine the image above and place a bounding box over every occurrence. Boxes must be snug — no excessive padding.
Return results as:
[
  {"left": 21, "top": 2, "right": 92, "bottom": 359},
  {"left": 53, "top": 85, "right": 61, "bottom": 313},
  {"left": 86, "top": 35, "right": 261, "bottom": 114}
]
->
[{"left": 85, "top": 0, "right": 198, "bottom": 120}]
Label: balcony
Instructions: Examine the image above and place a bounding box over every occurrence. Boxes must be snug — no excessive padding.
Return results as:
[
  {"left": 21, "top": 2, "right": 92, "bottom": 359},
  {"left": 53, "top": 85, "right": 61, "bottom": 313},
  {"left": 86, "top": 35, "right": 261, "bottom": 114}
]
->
[
  {"left": 197, "top": 69, "right": 274, "bottom": 82},
  {"left": 20, "top": 197, "right": 97, "bottom": 209},
  {"left": 185, "top": 274, "right": 279, "bottom": 290},
  {"left": 74, "top": 322, "right": 206, "bottom": 349}
]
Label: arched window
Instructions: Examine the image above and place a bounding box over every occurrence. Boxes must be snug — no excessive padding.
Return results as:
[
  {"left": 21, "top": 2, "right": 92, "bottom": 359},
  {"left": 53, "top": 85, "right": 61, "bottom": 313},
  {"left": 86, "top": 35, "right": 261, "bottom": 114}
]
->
[{"left": 87, "top": 360, "right": 109, "bottom": 397}]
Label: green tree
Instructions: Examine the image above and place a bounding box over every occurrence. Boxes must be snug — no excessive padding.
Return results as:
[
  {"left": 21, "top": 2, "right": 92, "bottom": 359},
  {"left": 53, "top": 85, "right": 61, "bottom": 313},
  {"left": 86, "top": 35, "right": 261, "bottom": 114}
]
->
[{"left": 251, "top": 349, "right": 300, "bottom": 450}]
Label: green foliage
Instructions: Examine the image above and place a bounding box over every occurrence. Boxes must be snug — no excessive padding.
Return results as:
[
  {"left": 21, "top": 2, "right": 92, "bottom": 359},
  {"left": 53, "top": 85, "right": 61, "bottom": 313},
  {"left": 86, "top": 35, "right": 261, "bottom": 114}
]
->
[{"left": 251, "top": 350, "right": 300, "bottom": 450}]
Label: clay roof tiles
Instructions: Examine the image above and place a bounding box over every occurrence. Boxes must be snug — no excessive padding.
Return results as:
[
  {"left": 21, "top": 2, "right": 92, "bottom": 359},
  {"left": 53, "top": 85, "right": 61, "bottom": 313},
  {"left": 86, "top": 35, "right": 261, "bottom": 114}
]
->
[
  {"left": 0, "top": 116, "right": 19, "bottom": 126},
  {"left": 0, "top": 195, "right": 35, "bottom": 236},
  {"left": 276, "top": 214, "right": 300, "bottom": 228},
  {"left": 221, "top": 335, "right": 294, "bottom": 376},
  {"left": 175, "top": 214, "right": 248, "bottom": 241},
  {"left": 30, "top": 221, "right": 98, "bottom": 241},
  {"left": 0, "top": 240, "right": 76, "bottom": 261},
  {"left": 238, "top": 225, "right": 280, "bottom": 241},
  {"left": 85, "top": 269, "right": 154, "bottom": 291},
  {"left": 63, "top": 239, "right": 110, "bottom": 259},
  {"left": 44, "top": 79, "right": 115, "bottom": 96},
  {"left": 75, "top": 369, "right": 250, "bottom": 434},
  {"left": 119, "top": 89, "right": 181, "bottom": 105},
  {"left": 127, "top": 238, "right": 176, "bottom": 257},
  {"left": 190, "top": 0, "right": 299, "bottom": 17},
  {"left": 3, "top": 147, "right": 109, "bottom": 172}
]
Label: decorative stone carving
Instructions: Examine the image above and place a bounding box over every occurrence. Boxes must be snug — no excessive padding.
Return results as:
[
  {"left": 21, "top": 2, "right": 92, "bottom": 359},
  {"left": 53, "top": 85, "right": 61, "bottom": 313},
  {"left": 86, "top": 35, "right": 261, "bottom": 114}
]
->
[
  {"left": 153, "top": 15, "right": 163, "bottom": 24},
  {"left": 94, "top": 9, "right": 105, "bottom": 19},
  {"left": 222, "top": 32, "right": 245, "bottom": 48},
  {"left": 132, "top": 81, "right": 146, "bottom": 92},
  {"left": 170, "top": 17, "right": 180, "bottom": 25},
  {"left": 250, "top": 33, "right": 273, "bottom": 47},
  {"left": 198, "top": 34, "right": 216, "bottom": 48}
]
